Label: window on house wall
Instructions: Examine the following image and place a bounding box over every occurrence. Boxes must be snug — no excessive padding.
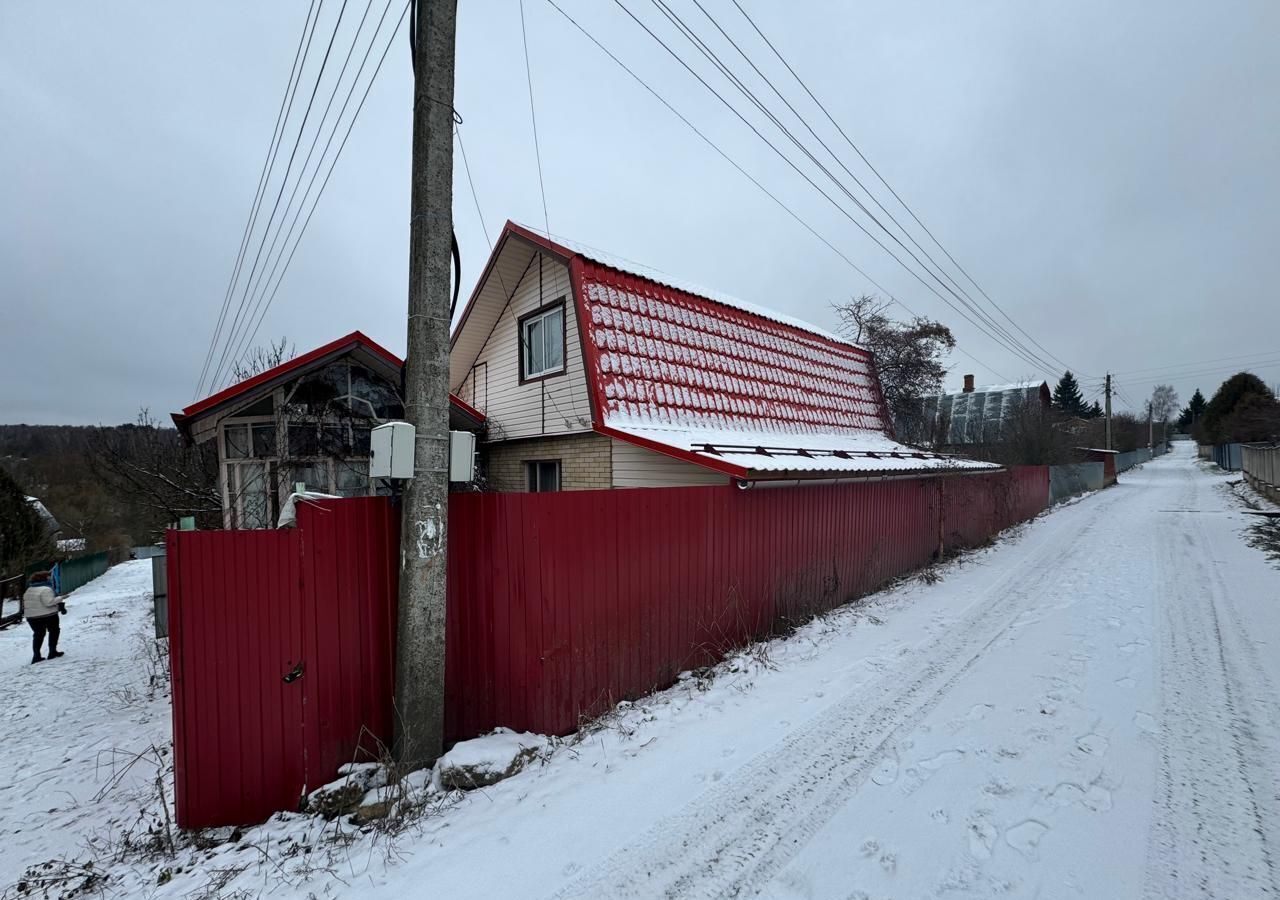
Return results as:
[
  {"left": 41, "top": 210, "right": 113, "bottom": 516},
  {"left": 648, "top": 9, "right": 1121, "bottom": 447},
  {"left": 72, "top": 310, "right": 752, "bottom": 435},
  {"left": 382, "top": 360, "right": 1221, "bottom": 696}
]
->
[
  {"left": 519, "top": 302, "right": 565, "bottom": 381},
  {"left": 526, "top": 460, "right": 561, "bottom": 492}
]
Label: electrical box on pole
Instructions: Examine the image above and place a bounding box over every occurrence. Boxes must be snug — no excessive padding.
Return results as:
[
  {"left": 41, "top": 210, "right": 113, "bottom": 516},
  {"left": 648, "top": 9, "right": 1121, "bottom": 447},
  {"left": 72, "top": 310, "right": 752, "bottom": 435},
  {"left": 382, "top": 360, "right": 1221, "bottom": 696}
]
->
[
  {"left": 370, "top": 422, "right": 416, "bottom": 479},
  {"left": 449, "top": 430, "right": 476, "bottom": 482}
]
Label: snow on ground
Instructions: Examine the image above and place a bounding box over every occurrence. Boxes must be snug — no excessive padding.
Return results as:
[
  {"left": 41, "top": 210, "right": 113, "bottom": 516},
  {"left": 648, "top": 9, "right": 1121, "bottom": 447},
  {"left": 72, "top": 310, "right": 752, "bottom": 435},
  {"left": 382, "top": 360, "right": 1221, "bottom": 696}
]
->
[
  {"left": 2, "top": 443, "right": 1279, "bottom": 899},
  {"left": 0, "top": 560, "right": 170, "bottom": 885}
]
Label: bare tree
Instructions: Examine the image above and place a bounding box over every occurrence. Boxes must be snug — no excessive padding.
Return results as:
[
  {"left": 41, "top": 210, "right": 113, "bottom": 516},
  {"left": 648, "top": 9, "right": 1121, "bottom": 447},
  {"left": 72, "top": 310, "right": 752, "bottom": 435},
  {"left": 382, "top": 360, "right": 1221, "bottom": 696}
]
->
[
  {"left": 833, "top": 295, "right": 955, "bottom": 442},
  {"left": 86, "top": 410, "right": 222, "bottom": 536},
  {"left": 230, "top": 337, "right": 295, "bottom": 384},
  {"left": 1149, "top": 384, "right": 1179, "bottom": 424}
]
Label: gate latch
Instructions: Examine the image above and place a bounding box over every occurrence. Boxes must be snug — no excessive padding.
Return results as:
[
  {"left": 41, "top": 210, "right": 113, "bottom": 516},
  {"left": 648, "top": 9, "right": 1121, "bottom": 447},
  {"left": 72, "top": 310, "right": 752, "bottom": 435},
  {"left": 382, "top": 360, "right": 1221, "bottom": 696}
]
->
[{"left": 283, "top": 661, "right": 304, "bottom": 684}]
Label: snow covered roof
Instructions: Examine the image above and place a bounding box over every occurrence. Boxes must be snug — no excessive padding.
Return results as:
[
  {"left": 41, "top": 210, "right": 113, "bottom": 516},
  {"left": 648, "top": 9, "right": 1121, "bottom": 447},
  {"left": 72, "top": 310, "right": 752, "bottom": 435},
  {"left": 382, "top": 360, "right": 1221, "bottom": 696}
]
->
[
  {"left": 26, "top": 496, "right": 60, "bottom": 537},
  {"left": 604, "top": 421, "right": 999, "bottom": 479},
  {"left": 521, "top": 225, "right": 849, "bottom": 344},
  {"left": 957, "top": 380, "right": 1045, "bottom": 395},
  {"left": 453, "top": 222, "right": 998, "bottom": 481}
]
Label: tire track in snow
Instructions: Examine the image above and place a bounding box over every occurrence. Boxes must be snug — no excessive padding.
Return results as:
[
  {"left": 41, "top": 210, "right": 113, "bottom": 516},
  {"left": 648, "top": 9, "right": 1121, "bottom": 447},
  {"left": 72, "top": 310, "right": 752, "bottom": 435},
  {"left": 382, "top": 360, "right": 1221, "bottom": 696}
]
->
[
  {"left": 1144, "top": 465, "right": 1280, "bottom": 899},
  {"left": 549, "top": 486, "right": 1132, "bottom": 900}
]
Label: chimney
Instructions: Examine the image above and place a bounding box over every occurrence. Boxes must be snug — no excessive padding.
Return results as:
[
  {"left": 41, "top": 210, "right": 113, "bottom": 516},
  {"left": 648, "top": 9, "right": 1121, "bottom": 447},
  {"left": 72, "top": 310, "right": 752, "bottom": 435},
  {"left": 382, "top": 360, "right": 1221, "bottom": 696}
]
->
[{"left": 963, "top": 374, "right": 975, "bottom": 393}]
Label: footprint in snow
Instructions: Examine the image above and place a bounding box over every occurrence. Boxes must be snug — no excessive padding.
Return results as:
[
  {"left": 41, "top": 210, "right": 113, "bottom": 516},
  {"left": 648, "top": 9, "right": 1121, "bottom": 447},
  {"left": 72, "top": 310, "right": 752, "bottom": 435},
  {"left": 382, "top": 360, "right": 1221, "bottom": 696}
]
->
[
  {"left": 1134, "top": 711, "right": 1159, "bottom": 735},
  {"left": 871, "top": 752, "right": 899, "bottom": 786},
  {"left": 901, "top": 750, "right": 965, "bottom": 795},
  {"left": 1075, "top": 733, "right": 1108, "bottom": 756},
  {"left": 967, "top": 813, "right": 998, "bottom": 860},
  {"left": 1048, "top": 782, "right": 1086, "bottom": 807},
  {"left": 1005, "top": 820, "right": 1050, "bottom": 859}
]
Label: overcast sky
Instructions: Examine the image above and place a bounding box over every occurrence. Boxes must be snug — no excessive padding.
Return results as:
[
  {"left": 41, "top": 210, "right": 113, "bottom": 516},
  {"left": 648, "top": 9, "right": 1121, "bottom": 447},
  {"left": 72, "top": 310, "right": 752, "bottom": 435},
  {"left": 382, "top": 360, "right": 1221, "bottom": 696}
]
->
[{"left": 3, "top": 0, "right": 1278, "bottom": 426}]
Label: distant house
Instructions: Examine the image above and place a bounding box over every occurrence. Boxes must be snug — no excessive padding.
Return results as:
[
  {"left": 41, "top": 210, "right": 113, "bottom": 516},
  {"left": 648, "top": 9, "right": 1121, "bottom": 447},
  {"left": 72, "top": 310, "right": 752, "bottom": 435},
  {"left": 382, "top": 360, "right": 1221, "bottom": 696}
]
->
[
  {"left": 912, "top": 375, "right": 1052, "bottom": 447},
  {"left": 449, "top": 222, "right": 994, "bottom": 490},
  {"left": 172, "top": 333, "right": 485, "bottom": 529}
]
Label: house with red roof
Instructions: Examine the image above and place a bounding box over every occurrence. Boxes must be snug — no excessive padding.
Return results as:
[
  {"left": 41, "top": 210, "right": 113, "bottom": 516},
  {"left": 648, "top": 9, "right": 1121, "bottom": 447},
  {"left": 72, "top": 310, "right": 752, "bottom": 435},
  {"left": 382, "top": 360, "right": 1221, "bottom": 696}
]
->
[
  {"left": 173, "top": 333, "right": 484, "bottom": 529},
  {"left": 176, "top": 221, "right": 991, "bottom": 527},
  {"left": 450, "top": 222, "right": 992, "bottom": 491}
]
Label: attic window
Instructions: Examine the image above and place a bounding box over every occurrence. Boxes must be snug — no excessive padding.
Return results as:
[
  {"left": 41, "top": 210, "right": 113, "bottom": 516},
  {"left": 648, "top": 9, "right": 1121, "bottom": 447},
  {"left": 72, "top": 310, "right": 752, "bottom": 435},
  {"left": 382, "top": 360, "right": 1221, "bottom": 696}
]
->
[{"left": 519, "top": 301, "right": 566, "bottom": 381}]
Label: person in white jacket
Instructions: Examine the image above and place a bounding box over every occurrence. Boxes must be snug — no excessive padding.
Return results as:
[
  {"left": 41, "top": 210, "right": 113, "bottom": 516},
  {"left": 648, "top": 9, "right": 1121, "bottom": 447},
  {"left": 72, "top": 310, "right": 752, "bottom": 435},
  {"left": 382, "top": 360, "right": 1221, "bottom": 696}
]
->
[{"left": 22, "top": 571, "right": 63, "bottom": 664}]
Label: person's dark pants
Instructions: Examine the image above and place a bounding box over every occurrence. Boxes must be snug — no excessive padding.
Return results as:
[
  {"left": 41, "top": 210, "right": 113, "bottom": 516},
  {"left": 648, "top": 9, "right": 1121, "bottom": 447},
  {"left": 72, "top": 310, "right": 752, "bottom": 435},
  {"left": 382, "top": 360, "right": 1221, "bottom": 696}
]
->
[{"left": 28, "top": 614, "right": 59, "bottom": 658}]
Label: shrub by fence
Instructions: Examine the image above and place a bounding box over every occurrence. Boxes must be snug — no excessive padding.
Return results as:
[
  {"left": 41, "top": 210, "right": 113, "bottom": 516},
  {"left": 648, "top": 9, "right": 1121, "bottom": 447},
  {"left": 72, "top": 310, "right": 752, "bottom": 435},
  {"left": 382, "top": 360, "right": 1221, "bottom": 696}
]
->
[{"left": 168, "top": 468, "right": 1048, "bottom": 827}]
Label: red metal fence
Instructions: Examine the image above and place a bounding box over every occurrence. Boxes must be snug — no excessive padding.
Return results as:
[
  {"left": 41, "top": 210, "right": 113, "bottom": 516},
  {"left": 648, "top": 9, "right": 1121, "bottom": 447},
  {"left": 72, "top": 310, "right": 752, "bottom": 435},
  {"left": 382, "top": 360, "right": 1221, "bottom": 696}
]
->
[
  {"left": 444, "top": 467, "right": 1046, "bottom": 740},
  {"left": 168, "top": 498, "right": 397, "bottom": 829},
  {"left": 168, "top": 467, "right": 1047, "bottom": 827}
]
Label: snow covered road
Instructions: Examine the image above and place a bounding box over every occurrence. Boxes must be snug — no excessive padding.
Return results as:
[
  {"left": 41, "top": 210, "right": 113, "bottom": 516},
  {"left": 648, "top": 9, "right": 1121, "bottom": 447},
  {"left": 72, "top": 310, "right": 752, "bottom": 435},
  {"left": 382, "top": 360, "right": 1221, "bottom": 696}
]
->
[
  {"left": 524, "top": 443, "right": 1280, "bottom": 899},
  {"left": 3, "top": 443, "right": 1279, "bottom": 900}
]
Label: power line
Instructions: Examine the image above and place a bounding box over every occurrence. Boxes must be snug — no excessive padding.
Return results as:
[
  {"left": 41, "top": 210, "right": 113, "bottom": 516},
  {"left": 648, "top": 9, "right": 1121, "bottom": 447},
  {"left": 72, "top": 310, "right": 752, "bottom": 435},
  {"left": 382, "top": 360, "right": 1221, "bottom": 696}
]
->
[
  {"left": 542, "top": 1, "right": 1018, "bottom": 387},
  {"left": 456, "top": 125, "right": 492, "bottom": 252},
  {"left": 519, "top": 0, "right": 552, "bottom": 238},
  {"left": 218, "top": 0, "right": 392, "bottom": 383},
  {"left": 1108, "top": 348, "right": 1280, "bottom": 379},
  {"left": 209, "top": 0, "right": 355, "bottom": 391},
  {"left": 219, "top": 0, "right": 412, "bottom": 385},
  {"left": 612, "top": 0, "right": 1063, "bottom": 379},
  {"left": 724, "top": 0, "right": 1086, "bottom": 379},
  {"left": 680, "top": 0, "right": 1071, "bottom": 380},
  {"left": 542, "top": 0, "right": 1007, "bottom": 384},
  {"left": 195, "top": 0, "right": 322, "bottom": 399},
  {"left": 649, "top": 0, "right": 1069, "bottom": 378}
]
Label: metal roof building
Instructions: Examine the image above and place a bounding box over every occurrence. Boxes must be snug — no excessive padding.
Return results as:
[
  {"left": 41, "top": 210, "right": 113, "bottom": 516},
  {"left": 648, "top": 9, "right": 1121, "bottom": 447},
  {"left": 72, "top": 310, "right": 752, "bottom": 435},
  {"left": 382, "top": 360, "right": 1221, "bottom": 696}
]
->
[{"left": 916, "top": 376, "right": 1052, "bottom": 446}]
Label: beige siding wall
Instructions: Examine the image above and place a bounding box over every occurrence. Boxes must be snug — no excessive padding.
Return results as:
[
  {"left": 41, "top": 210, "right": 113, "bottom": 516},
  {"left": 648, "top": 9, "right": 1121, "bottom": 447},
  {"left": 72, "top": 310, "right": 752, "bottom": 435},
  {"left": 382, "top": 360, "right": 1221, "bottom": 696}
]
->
[
  {"left": 611, "top": 441, "right": 730, "bottom": 488},
  {"left": 485, "top": 433, "right": 613, "bottom": 492},
  {"left": 454, "top": 256, "right": 593, "bottom": 441}
]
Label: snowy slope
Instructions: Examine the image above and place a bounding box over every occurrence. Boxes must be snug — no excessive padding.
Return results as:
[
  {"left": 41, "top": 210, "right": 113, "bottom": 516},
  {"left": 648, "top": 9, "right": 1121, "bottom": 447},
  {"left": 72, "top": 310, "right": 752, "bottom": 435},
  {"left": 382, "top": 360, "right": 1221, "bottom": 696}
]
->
[
  {"left": 3, "top": 444, "right": 1279, "bottom": 899},
  {"left": 0, "top": 561, "right": 170, "bottom": 881}
]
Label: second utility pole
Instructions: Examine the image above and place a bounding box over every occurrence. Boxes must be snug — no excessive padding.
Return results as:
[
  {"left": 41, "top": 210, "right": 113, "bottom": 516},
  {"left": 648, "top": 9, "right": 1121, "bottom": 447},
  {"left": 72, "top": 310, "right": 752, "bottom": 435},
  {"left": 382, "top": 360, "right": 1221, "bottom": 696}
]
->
[
  {"left": 1104, "top": 373, "right": 1113, "bottom": 451},
  {"left": 395, "top": 0, "right": 457, "bottom": 770}
]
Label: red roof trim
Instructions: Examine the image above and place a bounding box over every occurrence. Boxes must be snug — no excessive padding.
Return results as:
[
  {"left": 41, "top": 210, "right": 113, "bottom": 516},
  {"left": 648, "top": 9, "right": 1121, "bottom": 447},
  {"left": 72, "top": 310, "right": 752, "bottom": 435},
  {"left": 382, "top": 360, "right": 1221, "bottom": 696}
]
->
[
  {"left": 448, "top": 393, "right": 486, "bottom": 425},
  {"left": 594, "top": 423, "right": 749, "bottom": 479},
  {"left": 179, "top": 331, "right": 400, "bottom": 422},
  {"left": 569, "top": 256, "right": 605, "bottom": 428},
  {"left": 176, "top": 330, "right": 484, "bottom": 431}
]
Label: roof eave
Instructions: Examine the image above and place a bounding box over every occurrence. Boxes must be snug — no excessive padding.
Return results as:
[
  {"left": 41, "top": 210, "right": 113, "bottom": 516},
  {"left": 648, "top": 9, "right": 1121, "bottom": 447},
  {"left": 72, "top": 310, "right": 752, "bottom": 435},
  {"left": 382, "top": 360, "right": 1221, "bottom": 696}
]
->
[{"left": 594, "top": 423, "right": 749, "bottom": 479}]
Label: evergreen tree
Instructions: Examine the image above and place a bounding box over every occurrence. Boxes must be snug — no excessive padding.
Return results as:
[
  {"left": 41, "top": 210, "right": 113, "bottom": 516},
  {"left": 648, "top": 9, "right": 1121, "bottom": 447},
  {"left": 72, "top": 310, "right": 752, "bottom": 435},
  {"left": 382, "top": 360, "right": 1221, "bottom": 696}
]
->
[
  {"left": 1088, "top": 400, "right": 1104, "bottom": 419},
  {"left": 1201, "top": 374, "right": 1278, "bottom": 443},
  {"left": 0, "top": 467, "right": 48, "bottom": 576},
  {"left": 1052, "top": 371, "right": 1088, "bottom": 418}
]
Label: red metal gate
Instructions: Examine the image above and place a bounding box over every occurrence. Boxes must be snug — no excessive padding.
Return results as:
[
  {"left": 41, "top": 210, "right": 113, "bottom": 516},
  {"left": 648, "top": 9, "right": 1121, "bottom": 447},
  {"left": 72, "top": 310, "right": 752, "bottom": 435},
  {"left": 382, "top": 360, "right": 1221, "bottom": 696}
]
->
[{"left": 167, "top": 498, "right": 397, "bottom": 829}]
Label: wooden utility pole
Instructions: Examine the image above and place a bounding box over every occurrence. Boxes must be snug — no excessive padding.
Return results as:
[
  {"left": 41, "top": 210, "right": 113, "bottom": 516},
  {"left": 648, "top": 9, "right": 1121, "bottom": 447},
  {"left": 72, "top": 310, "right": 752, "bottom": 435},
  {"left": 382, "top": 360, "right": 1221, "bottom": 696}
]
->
[
  {"left": 395, "top": 0, "right": 457, "bottom": 769},
  {"left": 1104, "top": 373, "right": 1113, "bottom": 451}
]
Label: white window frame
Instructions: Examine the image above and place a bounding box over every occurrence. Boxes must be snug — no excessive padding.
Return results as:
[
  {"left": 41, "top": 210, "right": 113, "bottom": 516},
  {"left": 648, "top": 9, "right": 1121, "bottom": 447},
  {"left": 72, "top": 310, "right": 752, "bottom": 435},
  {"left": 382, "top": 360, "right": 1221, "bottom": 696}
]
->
[{"left": 520, "top": 303, "right": 566, "bottom": 381}]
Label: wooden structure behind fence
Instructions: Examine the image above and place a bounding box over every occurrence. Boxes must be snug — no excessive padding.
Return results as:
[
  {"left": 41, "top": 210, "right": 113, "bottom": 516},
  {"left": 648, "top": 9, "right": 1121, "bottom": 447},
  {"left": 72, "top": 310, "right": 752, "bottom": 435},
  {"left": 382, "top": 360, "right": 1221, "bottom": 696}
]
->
[{"left": 168, "top": 467, "right": 1048, "bottom": 827}]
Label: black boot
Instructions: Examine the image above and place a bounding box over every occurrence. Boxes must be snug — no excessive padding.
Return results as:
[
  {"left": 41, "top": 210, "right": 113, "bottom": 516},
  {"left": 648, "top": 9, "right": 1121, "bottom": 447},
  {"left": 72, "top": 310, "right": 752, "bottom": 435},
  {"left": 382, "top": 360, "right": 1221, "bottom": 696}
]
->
[
  {"left": 32, "top": 654, "right": 44, "bottom": 664},
  {"left": 48, "top": 650, "right": 64, "bottom": 659}
]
